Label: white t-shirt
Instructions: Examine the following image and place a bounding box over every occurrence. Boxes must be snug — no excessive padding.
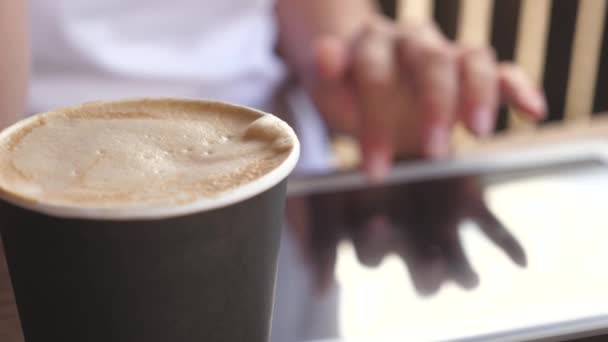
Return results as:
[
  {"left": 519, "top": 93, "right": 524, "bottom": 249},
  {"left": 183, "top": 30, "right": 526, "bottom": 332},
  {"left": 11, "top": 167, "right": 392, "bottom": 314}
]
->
[
  {"left": 28, "top": 0, "right": 286, "bottom": 113},
  {"left": 28, "top": 0, "right": 333, "bottom": 174}
]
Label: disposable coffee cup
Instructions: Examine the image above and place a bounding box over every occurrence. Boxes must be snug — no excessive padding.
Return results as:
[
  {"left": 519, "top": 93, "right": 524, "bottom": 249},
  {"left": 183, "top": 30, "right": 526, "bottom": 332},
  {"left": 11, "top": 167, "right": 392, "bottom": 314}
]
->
[{"left": 0, "top": 99, "right": 300, "bottom": 342}]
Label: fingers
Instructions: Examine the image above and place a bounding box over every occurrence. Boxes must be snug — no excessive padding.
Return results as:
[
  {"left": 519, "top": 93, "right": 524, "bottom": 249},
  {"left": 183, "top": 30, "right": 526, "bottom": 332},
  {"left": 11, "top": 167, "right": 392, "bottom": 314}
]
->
[
  {"left": 499, "top": 63, "right": 547, "bottom": 120},
  {"left": 351, "top": 24, "right": 404, "bottom": 181},
  {"left": 458, "top": 48, "right": 499, "bottom": 137},
  {"left": 441, "top": 232, "right": 480, "bottom": 289},
  {"left": 475, "top": 205, "right": 528, "bottom": 267},
  {"left": 400, "top": 239, "right": 447, "bottom": 297},
  {"left": 391, "top": 182, "right": 450, "bottom": 295},
  {"left": 347, "top": 188, "right": 394, "bottom": 267},
  {"left": 350, "top": 212, "right": 448, "bottom": 296},
  {"left": 311, "top": 36, "right": 360, "bottom": 134},
  {"left": 351, "top": 215, "right": 394, "bottom": 267},
  {"left": 397, "top": 24, "right": 458, "bottom": 158},
  {"left": 313, "top": 21, "right": 547, "bottom": 170}
]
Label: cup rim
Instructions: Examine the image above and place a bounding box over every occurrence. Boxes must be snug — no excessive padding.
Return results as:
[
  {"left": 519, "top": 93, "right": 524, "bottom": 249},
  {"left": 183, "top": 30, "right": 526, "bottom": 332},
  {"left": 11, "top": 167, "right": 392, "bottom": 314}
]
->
[{"left": 0, "top": 98, "right": 300, "bottom": 221}]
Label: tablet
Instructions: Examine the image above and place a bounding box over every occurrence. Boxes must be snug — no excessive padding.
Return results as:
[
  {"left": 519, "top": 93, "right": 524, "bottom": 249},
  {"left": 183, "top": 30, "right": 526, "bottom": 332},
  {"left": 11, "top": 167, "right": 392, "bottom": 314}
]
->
[
  {"left": 288, "top": 139, "right": 608, "bottom": 197},
  {"left": 288, "top": 123, "right": 608, "bottom": 342}
]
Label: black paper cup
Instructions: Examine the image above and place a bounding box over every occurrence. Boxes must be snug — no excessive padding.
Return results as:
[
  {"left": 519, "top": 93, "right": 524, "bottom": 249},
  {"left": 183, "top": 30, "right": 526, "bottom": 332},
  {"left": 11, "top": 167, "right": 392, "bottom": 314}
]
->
[{"left": 0, "top": 100, "right": 300, "bottom": 342}]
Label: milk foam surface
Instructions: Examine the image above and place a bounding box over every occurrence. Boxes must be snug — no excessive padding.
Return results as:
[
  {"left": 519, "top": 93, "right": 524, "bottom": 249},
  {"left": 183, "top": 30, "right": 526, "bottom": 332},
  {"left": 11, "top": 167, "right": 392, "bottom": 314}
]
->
[{"left": 0, "top": 99, "right": 294, "bottom": 208}]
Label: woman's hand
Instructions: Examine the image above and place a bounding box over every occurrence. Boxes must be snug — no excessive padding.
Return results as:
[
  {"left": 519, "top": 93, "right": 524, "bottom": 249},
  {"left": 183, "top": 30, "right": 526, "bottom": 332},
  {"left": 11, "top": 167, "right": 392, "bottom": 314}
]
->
[{"left": 307, "top": 17, "right": 546, "bottom": 179}]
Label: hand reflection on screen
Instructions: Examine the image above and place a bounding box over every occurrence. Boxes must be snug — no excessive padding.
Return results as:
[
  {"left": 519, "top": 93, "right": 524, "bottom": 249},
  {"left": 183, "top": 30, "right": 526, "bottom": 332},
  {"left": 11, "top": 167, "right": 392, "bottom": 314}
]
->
[{"left": 304, "top": 176, "right": 527, "bottom": 296}]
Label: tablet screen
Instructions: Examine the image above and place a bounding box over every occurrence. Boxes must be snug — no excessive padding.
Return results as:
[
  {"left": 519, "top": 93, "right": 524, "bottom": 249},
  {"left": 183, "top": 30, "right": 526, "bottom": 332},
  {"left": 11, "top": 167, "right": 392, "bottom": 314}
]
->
[{"left": 328, "top": 162, "right": 608, "bottom": 341}]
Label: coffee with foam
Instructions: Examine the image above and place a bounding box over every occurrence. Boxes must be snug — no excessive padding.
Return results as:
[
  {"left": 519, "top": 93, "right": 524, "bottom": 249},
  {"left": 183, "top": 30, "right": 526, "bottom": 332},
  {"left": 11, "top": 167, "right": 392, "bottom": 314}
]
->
[{"left": 0, "top": 99, "right": 295, "bottom": 209}]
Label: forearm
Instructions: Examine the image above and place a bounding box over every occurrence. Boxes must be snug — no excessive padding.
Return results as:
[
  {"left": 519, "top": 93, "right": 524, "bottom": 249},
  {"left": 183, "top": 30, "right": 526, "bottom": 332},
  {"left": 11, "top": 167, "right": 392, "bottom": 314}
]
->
[
  {"left": 276, "top": 0, "right": 379, "bottom": 80},
  {"left": 0, "top": 0, "right": 30, "bottom": 128}
]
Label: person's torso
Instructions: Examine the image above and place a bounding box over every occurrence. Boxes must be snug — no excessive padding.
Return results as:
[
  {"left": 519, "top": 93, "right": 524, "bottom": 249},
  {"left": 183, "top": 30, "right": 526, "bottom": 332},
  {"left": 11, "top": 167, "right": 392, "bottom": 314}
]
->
[{"left": 29, "top": 0, "right": 285, "bottom": 113}]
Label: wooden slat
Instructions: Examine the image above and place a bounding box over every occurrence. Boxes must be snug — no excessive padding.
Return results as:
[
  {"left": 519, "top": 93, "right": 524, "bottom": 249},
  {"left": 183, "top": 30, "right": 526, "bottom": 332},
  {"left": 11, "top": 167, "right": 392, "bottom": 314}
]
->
[
  {"left": 509, "top": 0, "right": 552, "bottom": 130},
  {"left": 593, "top": 4, "right": 608, "bottom": 113},
  {"left": 397, "top": 0, "right": 434, "bottom": 23},
  {"left": 564, "top": 0, "right": 607, "bottom": 122},
  {"left": 433, "top": 1, "right": 460, "bottom": 40},
  {"left": 542, "top": 0, "right": 579, "bottom": 122},
  {"left": 457, "top": 0, "right": 495, "bottom": 47}
]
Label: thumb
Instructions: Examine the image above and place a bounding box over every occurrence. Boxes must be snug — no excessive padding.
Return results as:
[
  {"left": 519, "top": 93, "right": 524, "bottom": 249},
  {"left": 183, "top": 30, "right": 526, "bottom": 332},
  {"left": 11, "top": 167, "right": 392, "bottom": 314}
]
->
[{"left": 310, "top": 36, "right": 360, "bottom": 134}]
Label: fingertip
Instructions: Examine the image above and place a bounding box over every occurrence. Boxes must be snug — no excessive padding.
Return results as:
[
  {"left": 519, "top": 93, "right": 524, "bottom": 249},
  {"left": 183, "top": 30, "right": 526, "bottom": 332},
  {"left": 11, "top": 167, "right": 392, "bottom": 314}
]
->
[
  {"left": 465, "top": 271, "right": 480, "bottom": 289},
  {"left": 448, "top": 256, "right": 480, "bottom": 290},
  {"left": 501, "top": 235, "right": 528, "bottom": 268},
  {"left": 365, "top": 154, "right": 391, "bottom": 183},
  {"left": 417, "top": 284, "right": 440, "bottom": 297},
  {"left": 531, "top": 91, "right": 548, "bottom": 120},
  {"left": 362, "top": 139, "right": 393, "bottom": 183},
  {"left": 471, "top": 107, "right": 496, "bottom": 137},
  {"left": 516, "top": 89, "right": 547, "bottom": 121},
  {"left": 421, "top": 257, "right": 446, "bottom": 294},
  {"left": 513, "top": 248, "right": 528, "bottom": 268},
  {"left": 499, "top": 63, "right": 548, "bottom": 121},
  {"left": 354, "top": 216, "right": 393, "bottom": 267},
  {"left": 518, "top": 255, "right": 528, "bottom": 268},
  {"left": 454, "top": 270, "right": 479, "bottom": 290},
  {"left": 423, "top": 125, "right": 450, "bottom": 158}
]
